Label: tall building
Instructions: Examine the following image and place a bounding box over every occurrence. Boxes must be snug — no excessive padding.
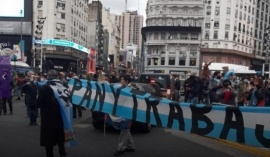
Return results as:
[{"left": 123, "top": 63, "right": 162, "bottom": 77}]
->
[
  {"left": 88, "top": 0, "right": 104, "bottom": 68},
  {"left": 102, "top": 8, "right": 121, "bottom": 74},
  {"left": 33, "top": 0, "right": 89, "bottom": 72},
  {"left": 255, "top": 0, "right": 270, "bottom": 71},
  {"left": 115, "top": 11, "right": 143, "bottom": 53},
  {"left": 201, "top": 0, "right": 264, "bottom": 71},
  {"left": 142, "top": 0, "right": 204, "bottom": 75}
]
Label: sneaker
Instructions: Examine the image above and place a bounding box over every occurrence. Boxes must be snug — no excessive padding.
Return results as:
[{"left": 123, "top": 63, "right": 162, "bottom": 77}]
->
[
  {"left": 114, "top": 151, "right": 124, "bottom": 156},
  {"left": 125, "top": 148, "right": 135, "bottom": 152},
  {"left": 3, "top": 113, "right": 7, "bottom": 115},
  {"left": 29, "top": 123, "right": 33, "bottom": 126}
]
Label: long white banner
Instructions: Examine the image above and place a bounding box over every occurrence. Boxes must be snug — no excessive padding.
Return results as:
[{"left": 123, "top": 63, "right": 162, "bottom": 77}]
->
[{"left": 69, "top": 79, "right": 270, "bottom": 148}]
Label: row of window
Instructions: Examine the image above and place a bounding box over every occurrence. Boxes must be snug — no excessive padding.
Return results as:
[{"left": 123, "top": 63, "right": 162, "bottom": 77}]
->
[
  {"left": 147, "top": 57, "right": 197, "bottom": 66},
  {"left": 148, "top": 32, "right": 199, "bottom": 40},
  {"left": 202, "top": 56, "right": 247, "bottom": 66}
]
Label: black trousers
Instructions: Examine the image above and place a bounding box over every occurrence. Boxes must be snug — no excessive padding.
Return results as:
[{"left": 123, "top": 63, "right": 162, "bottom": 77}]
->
[
  {"left": 45, "top": 143, "right": 66, "bottom": 157},
  {"left": 73, "top": 105, "right": 82, "bottom": 118},
  {"left": 3, "top": 97, "right": 13, "bottom": 114}
]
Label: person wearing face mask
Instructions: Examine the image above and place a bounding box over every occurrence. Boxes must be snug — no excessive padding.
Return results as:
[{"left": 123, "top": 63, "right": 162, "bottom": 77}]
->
[
  {"left": 216, "top": 80, "right": 237, "bottom": 106},
  {"left": 208, "top": 71, "right": 222, "bottom": 105},
  {"left": 21, "top": 73, "right": 39, "bottom": 125}
]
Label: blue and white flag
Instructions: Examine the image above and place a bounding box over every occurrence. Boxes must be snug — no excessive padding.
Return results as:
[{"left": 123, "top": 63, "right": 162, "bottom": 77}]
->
[
  {"left": 48, "top": 80, "right": 77, "bottom": 146},
  {"left": 69, "top": 79, "right": 270, "bottom": 148}
]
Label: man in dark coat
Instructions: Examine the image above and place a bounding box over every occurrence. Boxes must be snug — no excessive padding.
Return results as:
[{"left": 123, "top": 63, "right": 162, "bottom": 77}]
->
[
  {"left": 110, "top": 71, "right": 119, "bottom": 83},
  {"left": 36, "top": 70, "right": 66, "bottom": 157}
]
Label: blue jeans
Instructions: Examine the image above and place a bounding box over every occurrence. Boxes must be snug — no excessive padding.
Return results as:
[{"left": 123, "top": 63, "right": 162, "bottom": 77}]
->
[{"left": 187, "top": 97, "right": 199, "bottom": 104}]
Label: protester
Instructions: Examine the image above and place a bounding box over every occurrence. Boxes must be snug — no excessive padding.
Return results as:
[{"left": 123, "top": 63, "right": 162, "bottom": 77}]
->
[
  {"left": 21, "top": 75, "right": 38, "bottom": 125},
  {"left": 36, "top": 70, "right": 73, "bottom": 157},
  {"left": 113, "top": 75, "right": 135, "bottom": 156},
  {"left": 110, "top": 71, "right": 119, "bottom": 83},
  {"left": 246, "top": 77, "right": 269, "bottom": 107},
  {"left": 2, "top": 71, "right": 16, "bottom": 115},
  {"left": 70, "top": 73, "right": 82, "bottom": 118},
  {"left": 172, "top": 75, "right": 181, "bottom": 102},
  {"left": 208, "top": 71, "right": 222, "bottom": 105},
  {"left": 187, "top": 75, "right": 201, "bottom": 104},
  {"left": 216, "top": 80, "right": 237, "bottom": 106}
]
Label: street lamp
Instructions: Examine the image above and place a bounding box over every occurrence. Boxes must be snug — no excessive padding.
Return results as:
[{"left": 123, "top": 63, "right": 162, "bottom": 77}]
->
[{"left": 34, "top": 17, "right": 46, "bottom": 72}]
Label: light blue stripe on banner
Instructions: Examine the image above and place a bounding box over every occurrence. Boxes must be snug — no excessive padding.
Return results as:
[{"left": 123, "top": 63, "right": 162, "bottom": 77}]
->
[{"left": 68, "top": 79, "right": 270, "bottom": 148}]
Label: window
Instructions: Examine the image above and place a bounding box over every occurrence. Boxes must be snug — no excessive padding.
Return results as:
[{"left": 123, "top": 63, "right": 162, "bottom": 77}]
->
[
  {"left": 214, "top": 21, "right": 219, "bottom": 28},
  {"left": 180, "top": 33, "right": 188, "bottom": 40},
  {"left": 205, "top": 23, "right": 211, "bottom": 28},
  {"left": 38, "top": 1, "right": 43, "bottom": 5},
  {"left": 179, "top": 58, "right": 186, "bottom": 66},
  {"left": 189, "top": 59, "right": 196, "bottom": 66},
  {"left": 153, "top": 58, "right": 158, "bottom": 65},
  {"left": 221, "top": 57, "right": 228, "bottom": 63},
  {"left": 147, "top": 58, "right": 151, "bottom": 65},
  {"left": 225, "top": 24, "right": 230, "bottom": 30},
  {"left": 191, "top": 33, "right": 198, "bottom": 40},
  {"left": 161, "top": 57, "right": 165, "bottom": 65},
  {"left": 225, "top": 31, "right": 229, "bottom": 40},
  {"left": 227, "top": 7, "right": 231, "bottom": 14},
  {"left": 213, "top": 31, "right": 218, "bottom": 39},
  {"left": 61, "top": 13, "right": 65, "bottom": 19},
  {"left": 205, "top": 31, "right": 210, "bottom": 39},
  {"left": 161, "top": 33, "right": 166, "bottom": 40},
  {"left": 169, "top": 57, "right": 175, "bottom": 65},
  {"left": 154, "top": 33, "right": 159, "bottom": 40},
  {"left": 215, "top": 7, "right": 220, "bottom": 15}
]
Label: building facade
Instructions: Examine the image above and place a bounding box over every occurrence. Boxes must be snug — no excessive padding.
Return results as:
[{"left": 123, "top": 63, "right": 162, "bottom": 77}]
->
[
  {"left": 142, "top": 0, "right": 204, "bottom": 75},
  {"left": 115, "top": 11, "right": 143, "bottom": 55},
  {"left": 33, "top": 0, "right": 89, "bottom": 73},
  {"left": 254, "top": 0, "right": 270, "bottom": 71},
  {"left": 201, "top": 0, "right": 265, "bottom": 71}
]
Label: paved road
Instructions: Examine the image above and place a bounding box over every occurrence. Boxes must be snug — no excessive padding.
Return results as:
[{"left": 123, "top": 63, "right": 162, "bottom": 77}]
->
[{"left": 0, "top": 99, "right": 269, "bottom": 157}]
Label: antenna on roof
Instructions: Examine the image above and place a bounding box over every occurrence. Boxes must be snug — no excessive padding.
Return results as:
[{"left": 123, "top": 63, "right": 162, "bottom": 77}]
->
[{"left": 125, "top": 0, "right": 127, "bottom": 11}]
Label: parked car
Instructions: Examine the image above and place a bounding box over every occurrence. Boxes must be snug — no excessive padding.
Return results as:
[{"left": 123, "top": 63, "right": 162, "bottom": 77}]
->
[{"left": 91, "top": 83, "right": 161, "bottom": 133}]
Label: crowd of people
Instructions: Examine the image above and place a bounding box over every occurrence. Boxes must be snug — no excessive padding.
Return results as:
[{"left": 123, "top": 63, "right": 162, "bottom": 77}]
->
[
  {"left": 0, "top": 68, "right": 135, "bottom": 157},
  {"left": 2, "top": 65, "right": 270, "bottom": 157},
  {"left": 171, "top": 70, "right": 270, "bottom": 107}
]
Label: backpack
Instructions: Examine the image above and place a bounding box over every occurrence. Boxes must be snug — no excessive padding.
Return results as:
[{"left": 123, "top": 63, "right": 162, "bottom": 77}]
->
[{"left": 174, "top": 79, "right": 181, "bottom": 90}]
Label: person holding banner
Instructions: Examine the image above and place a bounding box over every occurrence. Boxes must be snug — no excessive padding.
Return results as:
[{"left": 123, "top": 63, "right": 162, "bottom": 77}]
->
[
  {"left": 113, "top": 75, "right": 136, "bottom": 156},
  {"left": 36, "top": 70, "right": 75, "bottom": 157}
]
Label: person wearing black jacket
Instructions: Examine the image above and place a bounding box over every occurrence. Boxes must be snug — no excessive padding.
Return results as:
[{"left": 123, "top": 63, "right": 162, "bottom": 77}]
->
[
  {"left": 36, "top": 70, "right": 67, "bottom": 157},
  {"left": 21, "top": 75, "right": 38, "bottom": 125},
  {"left": 187, "top": 75, "right": 201, "bottom": 104},
  {"left": 110, "top": 71, "right": 119, "bottom": 83}
]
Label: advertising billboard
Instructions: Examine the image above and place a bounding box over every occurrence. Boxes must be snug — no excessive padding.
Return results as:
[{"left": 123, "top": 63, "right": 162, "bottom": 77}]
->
[
  {"left": 0, "top": 0, "right": 24, "bottom": 17},
  {"left": 0, "top": 0, "right": 32, "bottom": 22}
]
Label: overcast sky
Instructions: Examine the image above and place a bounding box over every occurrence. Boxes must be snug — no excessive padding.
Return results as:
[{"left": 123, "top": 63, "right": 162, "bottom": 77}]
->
[{"left": 97, "top": 0, "right": 147, "bottom": 25}]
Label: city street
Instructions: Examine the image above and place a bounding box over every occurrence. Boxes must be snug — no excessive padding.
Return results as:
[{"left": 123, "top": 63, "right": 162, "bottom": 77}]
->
[{"left": 0, "top": 98, "right": 269, "bottom": 157}]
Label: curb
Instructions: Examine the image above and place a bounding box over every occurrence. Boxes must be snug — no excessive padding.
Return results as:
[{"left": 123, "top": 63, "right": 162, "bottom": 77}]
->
[{"left": 215, "top": 139, "right": 270, "bottom": 157}]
